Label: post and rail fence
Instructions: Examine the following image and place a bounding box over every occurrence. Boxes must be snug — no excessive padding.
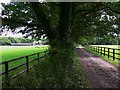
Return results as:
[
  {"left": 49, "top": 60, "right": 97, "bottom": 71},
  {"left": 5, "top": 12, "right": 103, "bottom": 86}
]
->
[
  {"left": 0, "top": 50, "right": 49, "bottom": 86},
  {"left": 85, "top": 45, "right": 120, "bottom": 61}
]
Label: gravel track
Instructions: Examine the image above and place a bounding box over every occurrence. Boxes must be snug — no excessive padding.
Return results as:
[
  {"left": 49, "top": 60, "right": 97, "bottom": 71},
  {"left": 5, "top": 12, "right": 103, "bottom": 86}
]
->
[{"left": 77, "top": 47, "right": 120, "bottom": 88}]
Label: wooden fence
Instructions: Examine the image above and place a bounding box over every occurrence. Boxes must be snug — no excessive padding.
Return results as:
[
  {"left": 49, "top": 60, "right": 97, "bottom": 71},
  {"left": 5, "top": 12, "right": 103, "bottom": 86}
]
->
[
  {"left": 0, "top": 50, "right": 49, "bottom": 86},
  {"left": 86, "top": 46, "right": 120, "bottom": 61}
]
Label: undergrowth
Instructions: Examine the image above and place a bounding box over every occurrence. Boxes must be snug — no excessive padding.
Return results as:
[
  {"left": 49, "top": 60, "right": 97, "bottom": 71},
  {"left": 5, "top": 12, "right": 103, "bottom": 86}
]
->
[{"left": 3, "top": 52, "right": 89, "bottom": 89}]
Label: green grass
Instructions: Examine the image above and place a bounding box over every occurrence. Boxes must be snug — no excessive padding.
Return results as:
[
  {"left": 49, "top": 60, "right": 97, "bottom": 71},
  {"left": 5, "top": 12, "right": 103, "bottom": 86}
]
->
[
  {"left": 1, "top": 46, "right": 89, "bottom": 88},
  {"left": 0, "top": 45, "right": 49, "bottom": 83},
  {"left": 90, "top": 45, "right": 120, "bottom": 60},
  {"left": 85, "top": 45, "right": 120, "bottom": 68},
  {"left": 8, "top": 52, "right": 89, "bottom": 88},
  {"left": 91, "top": 45, "right": 119, "bottom": 49},
  {"left": 1, "top": 46, "right": 49, "bottom": 62}
]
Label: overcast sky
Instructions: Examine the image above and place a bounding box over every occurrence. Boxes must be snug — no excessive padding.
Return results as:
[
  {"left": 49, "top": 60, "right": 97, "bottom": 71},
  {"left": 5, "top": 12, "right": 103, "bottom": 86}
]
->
[
  {"left": 0, "top": 0, "right": 11, "bottom": 3},
  {"left": 0, "top": 0, "right": 24, "bottom": 38},
  {"left": 0, "top": 0, "right": 119, "bottom": 38}
]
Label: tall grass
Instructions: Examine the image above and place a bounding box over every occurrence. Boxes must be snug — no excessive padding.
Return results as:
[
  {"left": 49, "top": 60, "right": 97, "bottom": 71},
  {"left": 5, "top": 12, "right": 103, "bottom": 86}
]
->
[{"left": 7, "top": 52, "right": 89, "bottom": 88}]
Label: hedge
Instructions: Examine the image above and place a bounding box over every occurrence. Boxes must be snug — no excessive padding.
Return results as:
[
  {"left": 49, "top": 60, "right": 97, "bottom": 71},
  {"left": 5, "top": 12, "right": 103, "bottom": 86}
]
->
[{"left": 0, "top": 37, "right": 34, "bottom": 45}]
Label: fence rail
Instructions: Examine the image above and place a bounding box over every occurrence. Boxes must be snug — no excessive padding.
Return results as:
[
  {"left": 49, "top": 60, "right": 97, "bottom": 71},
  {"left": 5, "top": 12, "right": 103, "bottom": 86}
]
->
[
  {"left": 85, "top": 45, "right": 120, "bottom": 61},
  {"left": 0, "top": 50, "right": 49, "bottom": 86}
]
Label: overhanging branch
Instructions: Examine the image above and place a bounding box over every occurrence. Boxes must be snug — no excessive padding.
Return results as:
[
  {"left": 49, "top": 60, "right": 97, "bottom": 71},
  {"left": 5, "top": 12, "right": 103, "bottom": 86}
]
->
[
  {"left": 2, "top": 18, "right": 39, "bottom": 28},
  {"left": 30, "top": 2, "right": 56, "bottom": 39},
  {"left": 102, "top": 4, "right": 120, "bottom": 14}
]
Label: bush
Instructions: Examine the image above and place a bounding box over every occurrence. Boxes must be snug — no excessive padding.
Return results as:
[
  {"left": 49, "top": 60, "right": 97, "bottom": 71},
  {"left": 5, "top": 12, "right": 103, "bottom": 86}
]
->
[
  {"left": 0, "top": 36, "right": 34, "bottom": 45},
  {"left": 0, "top": 37, "right": 11, "bottom": 45},
  {"left": 8, "top": 53, "right": 89, "bottom": 88},
  {"left": 8, "top": 37, "right": 16, "bottom": 43}
]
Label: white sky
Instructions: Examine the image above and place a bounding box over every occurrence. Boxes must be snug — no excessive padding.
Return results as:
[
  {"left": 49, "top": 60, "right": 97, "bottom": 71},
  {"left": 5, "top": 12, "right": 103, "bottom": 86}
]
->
[
  {"left": 0, "top": 1, "right": 24, "bottom": 38},
  {"left": 0, "top": 3, "right": 4, "bottom": 16},
  {"left": 0, "top": 0, "right": 11, "bottom": 3},
  {"left": 1, "top": 30, "right": 23, "bottom": 38}
]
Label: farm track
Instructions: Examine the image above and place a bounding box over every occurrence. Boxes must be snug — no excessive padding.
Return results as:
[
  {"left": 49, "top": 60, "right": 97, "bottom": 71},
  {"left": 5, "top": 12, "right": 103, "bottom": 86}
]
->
[{"left": 77, "top": 47, "right": 120, "bottom": 88}]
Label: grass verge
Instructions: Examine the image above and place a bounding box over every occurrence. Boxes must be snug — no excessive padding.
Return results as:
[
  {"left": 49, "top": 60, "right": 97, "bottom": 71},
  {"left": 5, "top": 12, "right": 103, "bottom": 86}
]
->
[
  {"left": 85, "top": 47, "right": 120, "bottom": 68},
  {"left": 3, "top": 52, "right": 89, "bottom": 88}
]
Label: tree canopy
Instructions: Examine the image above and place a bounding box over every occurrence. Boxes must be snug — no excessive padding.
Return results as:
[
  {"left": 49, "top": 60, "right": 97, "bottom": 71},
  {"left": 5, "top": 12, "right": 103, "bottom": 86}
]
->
[
  {"left": 1, "top": 2, "right": 120, "bottom": 45},
  {"left": 1, "top": 2, "right": 120, "bottom": 88}
]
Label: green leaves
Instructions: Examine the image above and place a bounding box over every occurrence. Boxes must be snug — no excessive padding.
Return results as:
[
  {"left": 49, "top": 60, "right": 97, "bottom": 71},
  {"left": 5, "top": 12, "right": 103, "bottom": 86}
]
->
[
  {"left": 0, "top": 36, "right": 34, "bottom": 45},
  {"left": 2, "top": 2, "right": 120, "bottom": 44}
]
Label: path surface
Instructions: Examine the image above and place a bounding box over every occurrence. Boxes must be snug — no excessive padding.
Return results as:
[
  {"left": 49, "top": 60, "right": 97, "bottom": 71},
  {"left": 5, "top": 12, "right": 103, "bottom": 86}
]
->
[{"left": 77, "top": 46, "right": 120, "bottom": 88}]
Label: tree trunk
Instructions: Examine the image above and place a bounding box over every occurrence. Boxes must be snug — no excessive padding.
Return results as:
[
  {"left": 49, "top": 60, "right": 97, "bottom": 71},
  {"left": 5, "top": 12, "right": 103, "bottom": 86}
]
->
[
  {"left": 46, "top": 3, "right": 75, "bottom": 87},
  {"left": 48, "top": 40, "right": 75, "bottom": 87}
]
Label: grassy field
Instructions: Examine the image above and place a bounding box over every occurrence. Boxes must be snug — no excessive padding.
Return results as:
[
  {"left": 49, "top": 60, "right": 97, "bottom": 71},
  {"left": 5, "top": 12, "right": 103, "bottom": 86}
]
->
[
  {"left": 1, "top": 46, "right": 89, "bottom": 88},
  {"left": 90, "top": 45, "right": 120, "bottom": 60},
  {"left": 0, "top": 45, "right": 48, "bottom": 82},
  {"left": 91, "top": 45, "right": 119, "bottom": 49},
  {"left": 86, "top": 45, "right": 120, "bottom": 67},
  {"left": 0, "top": 46, "right": 48, "bottom": 62}
]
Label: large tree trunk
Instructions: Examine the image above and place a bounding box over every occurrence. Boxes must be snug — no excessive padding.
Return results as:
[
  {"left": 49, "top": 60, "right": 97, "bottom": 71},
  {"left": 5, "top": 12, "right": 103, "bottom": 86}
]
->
[
  {"left": 49, "top": 2, "right": 74, "bottom": 71},
  {"left": 47, "top": 3, "right": 75, "bottom": 87},
  {"left": 48, "top": 40, "right": 75, "bottom": 87}
]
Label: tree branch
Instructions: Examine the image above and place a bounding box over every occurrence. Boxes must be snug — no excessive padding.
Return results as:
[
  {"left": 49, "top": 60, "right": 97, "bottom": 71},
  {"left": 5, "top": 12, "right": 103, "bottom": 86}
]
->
[
  {"left": 2, "top": 17, "right": 39, "bottom": 28},
  {"left": 76, "top": 3, "right": 103, "bottom": 12},
  {"left": 104, "top": 5, "right": 120, "bottom": 14},
  {"left": 30, "top": 2, "right": 56, "bottom": 40}
]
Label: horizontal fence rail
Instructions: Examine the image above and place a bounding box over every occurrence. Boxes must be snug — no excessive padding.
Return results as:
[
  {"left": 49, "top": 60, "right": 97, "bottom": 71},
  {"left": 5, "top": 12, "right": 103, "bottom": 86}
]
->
[
  {"left": 0, "top": 50, "right": 49, "bottom": 86},
  {"left": 85, "top": 45, "right": 120, "bottom": 61}
]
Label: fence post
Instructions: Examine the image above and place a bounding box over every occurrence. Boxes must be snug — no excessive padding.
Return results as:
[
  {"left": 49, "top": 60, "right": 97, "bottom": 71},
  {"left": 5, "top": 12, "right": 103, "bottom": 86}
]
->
[
  {"left": 113, "top": 49, "right": 115, "bottom": 60},
  {"left": 108, "top": 48, "right": 110, "bottom": 58},
  {"left": 96, "top": 47, "right": 97, "bottom": 52},
  {"left": 101, "top": 47, "right": 102, "bottom": 55},
  {"left": 26, "top": 56, "right": 29, "bottom": 73},
  {"left": 5, "top": 62, "right": 9, "bottom": 86},
  {"left": 37, "top": 53, "right": 39, "bottom": 63},
  {"left": 94, "top": 47, "right": 95, "bottom": 51},
  {"left": 44, "top": 51, "right": 46, "bottom": 60},
  {"left": 98, "top": 47, "right": 99, "bottom": 54},
  {"left": 104, "top": 47, "right": 105, "bottom": 56},
  {"left": 97, "top": 47, "right": 98, "bottom": 53}
]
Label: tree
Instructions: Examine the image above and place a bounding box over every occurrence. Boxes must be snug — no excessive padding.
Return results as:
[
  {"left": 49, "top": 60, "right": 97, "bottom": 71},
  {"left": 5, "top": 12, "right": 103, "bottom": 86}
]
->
[
  {"left": 0, "top": 37, "right": 11, "bottom": 45},
  {"left": 1, "top": 2, "right": 120, "bottom": 87}
]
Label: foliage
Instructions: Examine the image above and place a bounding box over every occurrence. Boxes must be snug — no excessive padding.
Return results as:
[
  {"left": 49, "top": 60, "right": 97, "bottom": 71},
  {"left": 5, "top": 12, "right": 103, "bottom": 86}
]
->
[
  {"left": 0, "top": 36, "right": 34, "bottom": 45},
  {"left": 8, "top": 52, "right": 89, "bottom": 88},
  {"left": 0, "top": 37, "right": 11, "bottom": 45},
  {"left": 1, "top": 2, "right": 120, "bottom": 88},
  {"left": 2, "top": 2, "right": 120, "bottom": 43},
  {"left": 79, "top": 34, "right": 119, "bottom": 45}
]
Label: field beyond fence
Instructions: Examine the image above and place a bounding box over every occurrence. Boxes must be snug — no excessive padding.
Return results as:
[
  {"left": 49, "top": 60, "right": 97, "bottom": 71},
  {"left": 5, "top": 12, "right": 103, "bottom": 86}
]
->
[
  {"left": 0, "top": 46, "right": 49, "bottom": 86},
  {"left": 86, "top": 45, "right": 120, "bottom": 61}
]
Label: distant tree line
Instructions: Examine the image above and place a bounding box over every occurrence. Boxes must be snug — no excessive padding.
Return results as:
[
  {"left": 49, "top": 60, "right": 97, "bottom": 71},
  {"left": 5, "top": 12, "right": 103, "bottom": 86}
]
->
[
  {"left": 0, "top": 36, "right": 34, "bottom": 45},
  {"left": 79, "top": 35, "right": 120, "bottom": 45}
]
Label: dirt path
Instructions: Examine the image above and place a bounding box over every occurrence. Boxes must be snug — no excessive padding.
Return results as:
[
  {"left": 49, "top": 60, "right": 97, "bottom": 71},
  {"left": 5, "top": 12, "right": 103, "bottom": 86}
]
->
[{"left": 77, "top": 46, "right": 120, "bottom": 88}]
